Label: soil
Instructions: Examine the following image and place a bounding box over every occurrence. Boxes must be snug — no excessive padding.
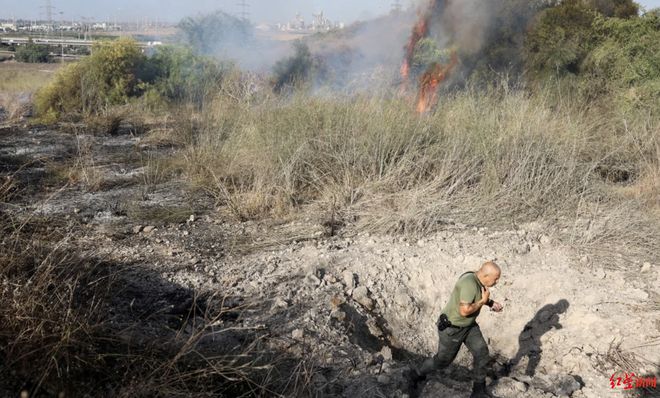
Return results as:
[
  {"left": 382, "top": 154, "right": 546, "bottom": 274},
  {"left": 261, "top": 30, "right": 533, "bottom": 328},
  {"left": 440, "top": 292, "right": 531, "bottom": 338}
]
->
[{"left": 1, "top": 125, "right": 658, "bottom": 398}]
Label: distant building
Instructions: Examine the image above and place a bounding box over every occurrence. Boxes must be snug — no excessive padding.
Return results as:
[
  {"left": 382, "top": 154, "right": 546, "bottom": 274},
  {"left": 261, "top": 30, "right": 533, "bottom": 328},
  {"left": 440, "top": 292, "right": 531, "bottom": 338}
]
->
[
  {"left": 1, "top": 23, "right": 16, "bottom": 32},
  {"left": 277, "top": 11, "right": 344, "bottom": 33}
]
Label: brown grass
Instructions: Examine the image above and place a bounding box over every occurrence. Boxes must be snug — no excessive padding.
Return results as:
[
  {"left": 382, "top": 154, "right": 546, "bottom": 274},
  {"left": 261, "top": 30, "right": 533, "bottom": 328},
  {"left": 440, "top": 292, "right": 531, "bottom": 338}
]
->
[
  {"left": 170, "top": 83, "right": 659, "bottom": 267},
  {"left": 0, "top": 61, "right": 61, "bottom": 94},
  {"left": 0, "top": 61, "right": 62, "bottom": 122}
]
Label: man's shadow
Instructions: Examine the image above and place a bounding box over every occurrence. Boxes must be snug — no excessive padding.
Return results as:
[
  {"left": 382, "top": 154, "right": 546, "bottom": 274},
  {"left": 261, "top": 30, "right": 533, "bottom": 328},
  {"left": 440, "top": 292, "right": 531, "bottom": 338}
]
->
[{"left": 507, "top": 299, "right": 570, "bottom": 377}]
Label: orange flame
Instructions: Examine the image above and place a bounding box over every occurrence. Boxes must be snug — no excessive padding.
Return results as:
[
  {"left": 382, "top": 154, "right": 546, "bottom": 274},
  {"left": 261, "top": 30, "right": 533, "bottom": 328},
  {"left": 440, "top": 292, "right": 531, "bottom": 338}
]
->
[
  {"left": 416, "top": 52, "right": 458, "bottom": 114},
  {"left": 400, "top": 11, "right": 431, "bottom": 90},
  {"left": 400, "top": 0, "right": 459, "bottom": 114}
]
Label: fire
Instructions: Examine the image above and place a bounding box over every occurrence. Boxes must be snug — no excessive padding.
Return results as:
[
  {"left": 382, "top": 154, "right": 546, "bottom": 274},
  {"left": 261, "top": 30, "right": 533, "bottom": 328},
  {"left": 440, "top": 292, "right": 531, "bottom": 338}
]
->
[
  {"left": 416, "top": 52, "right": 458, "bottom": 114},
  {"left": 400, "top": 11, "right": 430, "bottom": 87},
  {"left": 400, "top": 0, "right": 459, "bottom": 114}
]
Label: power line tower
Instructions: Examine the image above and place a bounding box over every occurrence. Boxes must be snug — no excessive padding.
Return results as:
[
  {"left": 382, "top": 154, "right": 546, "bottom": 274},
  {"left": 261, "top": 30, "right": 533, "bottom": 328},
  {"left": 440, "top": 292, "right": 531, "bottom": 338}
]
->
[
  {"left": 41, "top": 0, "right": 55, "bottom": 26},
  {"left": 391, "top": 0, "right": 403, "bottom": 13},
  {"left": 236, "top": 0, "right": 250, "bottom": 22}
]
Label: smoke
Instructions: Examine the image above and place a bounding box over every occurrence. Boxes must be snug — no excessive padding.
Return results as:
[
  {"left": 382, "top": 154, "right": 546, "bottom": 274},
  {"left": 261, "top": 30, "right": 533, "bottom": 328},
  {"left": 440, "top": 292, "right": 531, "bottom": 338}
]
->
[
  {"left": 175, "top": 1, "right": 549, "bottom": 95},
  {"left": 442, "top": 0, "right": 493, "bottom": 55},
  {"left": 303, "top": 11, "right": 418, "bottom": 91},
  {"left": 177, "top": 10, "right": 292, "bottom": 72}
]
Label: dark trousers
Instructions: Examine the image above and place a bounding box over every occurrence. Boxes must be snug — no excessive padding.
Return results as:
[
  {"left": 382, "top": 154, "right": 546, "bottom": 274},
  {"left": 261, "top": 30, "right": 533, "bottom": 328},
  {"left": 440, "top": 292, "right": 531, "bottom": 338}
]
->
[{"left": 419, "top": 323, "right": 490, "bottom": 383}]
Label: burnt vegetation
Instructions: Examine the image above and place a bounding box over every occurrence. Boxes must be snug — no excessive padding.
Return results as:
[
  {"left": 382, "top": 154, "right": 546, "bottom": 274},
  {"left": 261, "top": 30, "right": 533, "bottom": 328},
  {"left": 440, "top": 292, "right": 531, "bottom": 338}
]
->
[{"left": 2, "top": 0, "right": 659, "bottom": 396}]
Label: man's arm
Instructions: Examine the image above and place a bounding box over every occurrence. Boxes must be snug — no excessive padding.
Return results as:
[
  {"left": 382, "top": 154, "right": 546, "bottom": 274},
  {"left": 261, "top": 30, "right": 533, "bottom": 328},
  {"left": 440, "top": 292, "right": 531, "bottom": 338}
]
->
[
  {"left": 458, "top": 300, "right": 484, "bottom": 317},
  {"left": 458, "top": 286, "right": 490, "bottom": 317}
]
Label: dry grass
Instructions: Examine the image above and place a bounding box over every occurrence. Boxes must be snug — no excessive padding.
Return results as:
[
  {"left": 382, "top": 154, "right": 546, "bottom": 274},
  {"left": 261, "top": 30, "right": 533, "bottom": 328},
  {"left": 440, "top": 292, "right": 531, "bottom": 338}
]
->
[
  {"left": 175, "top": 85, "right": 659, "bottom": 265},
  {"left": 0, "top": 210, "right": 320, "bottom": 397},
  {"left": 0, "top": 62, "right": 61, "bottom": 94},
  {"left": 0, "top": 62, "right": 62, "bottom": 122}
]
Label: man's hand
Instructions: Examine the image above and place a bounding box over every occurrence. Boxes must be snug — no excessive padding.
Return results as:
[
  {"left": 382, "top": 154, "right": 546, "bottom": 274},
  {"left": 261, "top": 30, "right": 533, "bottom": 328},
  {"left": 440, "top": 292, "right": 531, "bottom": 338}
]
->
[{"left": 491, "top": 301, "right": 503, "bottom": 312}]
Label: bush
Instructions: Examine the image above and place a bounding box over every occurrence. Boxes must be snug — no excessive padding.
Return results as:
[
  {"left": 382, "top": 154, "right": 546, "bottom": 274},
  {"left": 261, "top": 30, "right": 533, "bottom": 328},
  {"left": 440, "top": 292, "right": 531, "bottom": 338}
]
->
[
  {"left": 525, "top": 0, "right": 600, "bottom": 76},
  {"left": 15, "top": 41, "right": 50, "bottom": 63},
  {"left": 524, "top": 0, "right": 644, "bottom": 78},
  {"left": 272, "top": 41, "right": 324, "bottom": 93},
  {"left": 149, "top": 46, "right": 231, "bottom": 108},
  {"left": 35, "top": 38, "right": 151, "bottom": 120},
  {"left": 524, "top": 1, "right": 660, "bottom": 107},
  {"left": 581, "top": 13, "right": 660, "bottom": 106}
]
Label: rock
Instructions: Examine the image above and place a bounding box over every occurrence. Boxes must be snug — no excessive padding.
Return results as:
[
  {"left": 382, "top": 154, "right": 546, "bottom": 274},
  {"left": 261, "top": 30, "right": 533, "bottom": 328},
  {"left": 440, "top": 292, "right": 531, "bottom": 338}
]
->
[
  {"left": 292, "top": 329, "right": 304, "bottom": 340},
  {"left": 352, "top": 286, "right": 374, "bottom": 310},
  {"left": 377, "top": 375, "right": 391, "bottom": 384},
  {"left": 304, "top": 274, "right": 322, "bottom": 287},
  {"left": 515, "top": 243, "right": 530, "bottom": 255},
  {"left": 343, "top": 270, "right": 357, "bottom": 289},
  {"left": 143, "top": 226, "right": 156, "bottom": 233},
  {"left": 273, "top": 297, "right": 288, "bottom": 309},
  {"left": 187, "top": 214, "right": 195, "bottom": 223},
  {"left": 331, "top": 309, "right": 347, "bottom": 321},
  {"left": 531, "top": 374, "right": 582, "bottom": 397},
  {"left": 492, "top": 377, "right": 528, "bottom": 396},
  {"left": 539, "top": 234, "right": 552, "bottom": 245},
  {"left": 330, "top": 295, "right": 346, "bottom": 309},
  {"left": 132, "top": 225, "right": 143, "bottom": 234},
  {"left": 323, "top": 273, "right": 337, "bottom": 284},
  {"left": 641, "top": 262, "right": 652, "bottom": 272},
  {"left": 379, "top": 346, "right": 393, "bottom": 361},
  {"left": 580, "top": 255, "right": 590, "bottom": 264},
  {"left": 366, "top": 318, "right": 383, "bottom": 337},
  {"left": 394, "top": 290, "right": 412, "bottom": 308}
]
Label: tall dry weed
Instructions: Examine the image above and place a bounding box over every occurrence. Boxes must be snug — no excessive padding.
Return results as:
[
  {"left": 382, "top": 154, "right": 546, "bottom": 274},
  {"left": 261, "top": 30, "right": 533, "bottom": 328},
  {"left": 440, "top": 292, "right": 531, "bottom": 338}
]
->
[{"left": 179, "top": 85, "right": 658, "bottom": 264}]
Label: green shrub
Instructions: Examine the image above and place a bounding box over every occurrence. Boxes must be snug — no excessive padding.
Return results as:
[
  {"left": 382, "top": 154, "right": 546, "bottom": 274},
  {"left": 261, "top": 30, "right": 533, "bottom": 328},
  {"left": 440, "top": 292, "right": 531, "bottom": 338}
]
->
[
  {"left": 524, "top": 1, "right": 659, "bottom": 107},
  {"left": 272, "top": 41, "right": 324, "bottom": 93},
  {"left": 525, "top": 0, "right": 600, "bottom": 77},
  {"left": 34, "top": 38, "right": 152, "bottom": 119},
  {"left": 15, "top": 41, "right": 50, "bottom": 63},
  {"left": 581, "top": 13, "right": 660, "bottom": 106},
  {"left": 150, "top": 46, "right": 231, "bottom": 108}
]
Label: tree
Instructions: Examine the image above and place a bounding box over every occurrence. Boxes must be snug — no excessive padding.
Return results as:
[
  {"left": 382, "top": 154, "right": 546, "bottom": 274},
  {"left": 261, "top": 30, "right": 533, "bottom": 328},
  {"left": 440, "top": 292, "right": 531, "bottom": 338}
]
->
[
  {"left": 35, "top": 38, "right": 151, "bottom": 118},
  {"left": 177, "top": 11, "right": 253, "bottom": 56},
  {"left": 272, "top": 41, "right": 324, "bottom": 93},
  {"left": 15, "top": 40, "right": 50, "bottom": 63},
  {"left": 525, "top": 0, "right": 601, "bottom": 76}
]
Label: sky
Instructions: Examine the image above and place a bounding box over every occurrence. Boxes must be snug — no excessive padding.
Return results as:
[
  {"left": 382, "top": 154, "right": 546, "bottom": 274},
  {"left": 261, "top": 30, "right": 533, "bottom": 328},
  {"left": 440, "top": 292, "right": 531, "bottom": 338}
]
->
[{"left": 1, "top": 0, "right": 659, "bottom": 24}]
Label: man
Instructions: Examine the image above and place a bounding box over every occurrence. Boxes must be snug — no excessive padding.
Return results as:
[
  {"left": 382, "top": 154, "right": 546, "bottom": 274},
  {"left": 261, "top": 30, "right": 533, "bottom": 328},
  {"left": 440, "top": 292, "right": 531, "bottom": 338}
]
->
[{"left": 409, "top": 261, "right": 503, "bottom": 398}]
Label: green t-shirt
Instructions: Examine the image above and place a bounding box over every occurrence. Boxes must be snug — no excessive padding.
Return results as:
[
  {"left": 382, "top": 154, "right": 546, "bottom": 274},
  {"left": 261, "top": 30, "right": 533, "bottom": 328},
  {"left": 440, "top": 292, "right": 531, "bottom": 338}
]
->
[{"left": 442, "top": 272, "right": 483, "bottom": 327}]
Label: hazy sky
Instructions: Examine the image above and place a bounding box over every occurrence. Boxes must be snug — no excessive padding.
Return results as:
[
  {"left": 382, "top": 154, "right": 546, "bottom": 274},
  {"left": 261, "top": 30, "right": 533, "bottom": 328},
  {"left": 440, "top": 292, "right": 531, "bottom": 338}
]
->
[{"left": 1, "top": 0, "right": 659, "bottom": 24}]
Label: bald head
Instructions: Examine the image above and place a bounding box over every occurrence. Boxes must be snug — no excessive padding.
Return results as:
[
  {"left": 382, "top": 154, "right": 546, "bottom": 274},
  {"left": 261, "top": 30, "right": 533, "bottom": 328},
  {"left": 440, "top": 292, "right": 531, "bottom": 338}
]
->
[{"left": 477, "top": 261, "right": 501, "bottom": 287}]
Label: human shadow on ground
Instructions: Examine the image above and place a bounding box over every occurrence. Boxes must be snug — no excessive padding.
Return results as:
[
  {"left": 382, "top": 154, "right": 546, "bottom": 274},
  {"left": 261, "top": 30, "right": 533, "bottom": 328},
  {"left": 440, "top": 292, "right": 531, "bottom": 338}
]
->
[
  {"left": 507, "top": 299, "right": 570, "bottom": 377},
  {"left": 340, "top": 298, "right": 581, "bottom": 398}
]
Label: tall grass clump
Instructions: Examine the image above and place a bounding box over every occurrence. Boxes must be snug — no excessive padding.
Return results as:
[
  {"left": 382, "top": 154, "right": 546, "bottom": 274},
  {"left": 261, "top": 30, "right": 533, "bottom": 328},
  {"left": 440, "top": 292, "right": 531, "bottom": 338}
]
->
[{"left": 181, "top": 84, "right": 658, "bottom": 260}]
